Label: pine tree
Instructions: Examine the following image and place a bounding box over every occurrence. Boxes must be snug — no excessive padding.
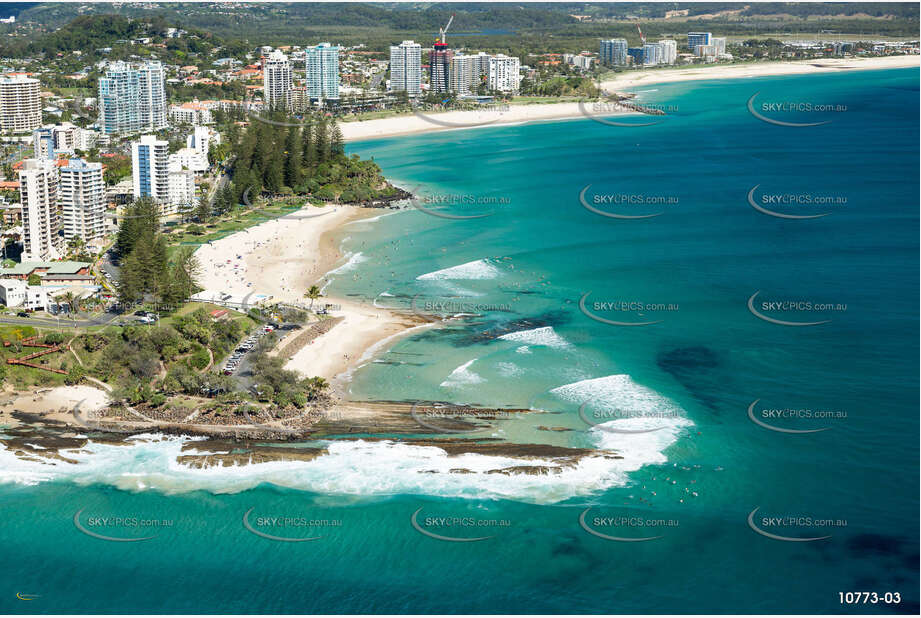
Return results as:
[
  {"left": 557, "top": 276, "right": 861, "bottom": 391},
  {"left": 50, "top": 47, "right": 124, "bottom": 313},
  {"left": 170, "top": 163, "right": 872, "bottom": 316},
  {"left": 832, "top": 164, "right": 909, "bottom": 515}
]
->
[
  {"left": 330, "top": 122, "right": 344, "bottom": 157},
  {"left": 314, "top": 117, "right": 330, "bottom": 164},
  {"left": 284, "top": 127, "right": 302, "bottom": 189},
  {"left": 301, "top": 116, "right": 315, "bottom": 170},
  {"left": 264, "top": 156, "right": 284, "bottom": 194}
]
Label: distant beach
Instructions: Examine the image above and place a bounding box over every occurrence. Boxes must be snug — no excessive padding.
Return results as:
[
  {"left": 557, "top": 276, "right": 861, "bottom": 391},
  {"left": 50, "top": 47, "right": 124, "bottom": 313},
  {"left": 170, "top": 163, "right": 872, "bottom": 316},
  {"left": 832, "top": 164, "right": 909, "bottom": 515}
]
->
[{"left": 341, "top": 55, "right": 918, "bottom": 142}]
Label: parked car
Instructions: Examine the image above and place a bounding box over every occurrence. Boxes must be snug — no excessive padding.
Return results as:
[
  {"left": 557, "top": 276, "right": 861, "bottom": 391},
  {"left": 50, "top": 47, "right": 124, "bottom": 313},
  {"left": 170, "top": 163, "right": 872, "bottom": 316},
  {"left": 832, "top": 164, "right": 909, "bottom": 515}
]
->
[{"left": 16, "top": 312, "right": 29, "bottom": 318}]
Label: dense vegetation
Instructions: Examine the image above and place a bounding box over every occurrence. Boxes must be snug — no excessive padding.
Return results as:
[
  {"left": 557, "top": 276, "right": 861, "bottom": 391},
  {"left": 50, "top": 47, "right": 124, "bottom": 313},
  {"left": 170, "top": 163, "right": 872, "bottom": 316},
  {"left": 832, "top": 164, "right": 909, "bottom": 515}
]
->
[
  {"left": 114, "top": 198, "right": 201, "bottom": 306},
  {"left": 210, "top": 111, "right": 401, "bottom": 215},
  {"left": 8, "top": 3, "right": 916, "bottom": 62}
]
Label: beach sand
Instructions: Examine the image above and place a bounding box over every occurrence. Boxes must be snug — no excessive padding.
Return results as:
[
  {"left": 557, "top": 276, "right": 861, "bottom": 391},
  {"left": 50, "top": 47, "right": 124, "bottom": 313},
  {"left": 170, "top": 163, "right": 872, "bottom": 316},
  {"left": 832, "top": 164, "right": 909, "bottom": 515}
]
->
[
  {"left": 339, "top": 101, "right": 610, "bottom": 141},
  {"left": 341, "top": 56, "right": 918, "bottom": 142},
  {"left": 0, "top": 385, "right": 111, "bottom": 427},
  {"left": 599, "top": 55, "right": 918, "bottom": 89},
  {"left": 194, "top": 204, "right": 429, "bottom": 386}
]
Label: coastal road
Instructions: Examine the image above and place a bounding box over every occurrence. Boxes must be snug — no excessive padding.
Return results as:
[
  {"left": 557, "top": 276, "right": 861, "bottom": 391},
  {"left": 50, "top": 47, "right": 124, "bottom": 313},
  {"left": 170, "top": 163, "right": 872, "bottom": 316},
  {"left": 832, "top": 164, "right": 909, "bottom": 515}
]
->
[{"left": 0, "top": 311, "right": 121, "bottom": 330}]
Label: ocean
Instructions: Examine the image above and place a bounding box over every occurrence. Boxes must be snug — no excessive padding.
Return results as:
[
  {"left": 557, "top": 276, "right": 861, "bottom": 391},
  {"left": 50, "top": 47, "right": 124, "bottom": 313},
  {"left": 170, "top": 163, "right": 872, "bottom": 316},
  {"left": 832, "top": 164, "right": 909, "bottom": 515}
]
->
[{"left": 1, "top": 68, "right": 917, "bottom": 614}]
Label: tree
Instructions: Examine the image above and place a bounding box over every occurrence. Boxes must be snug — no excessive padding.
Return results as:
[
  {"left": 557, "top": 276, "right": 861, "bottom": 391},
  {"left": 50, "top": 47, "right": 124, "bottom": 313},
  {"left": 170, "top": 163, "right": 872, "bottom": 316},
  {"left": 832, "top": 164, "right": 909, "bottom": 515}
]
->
[
  {"left": 284, "top": 127, "right": 302, "bottom": 188},
  {"left": 330, "top": 123, "right": 344, "bottom": 157},
  {"left": 66, "top": 236, "right": 85, "bottom": 257},
  {"left": 305, "top": 285, "right": 321, "bottom": 310},
  {"left": 301, "top": 117, "right": 315, "bottom": 169},
  {"left": 114, "top": 198, "right": 160, "bottom": 259},
  {"left": 27, "top": 273, "right": 41, "bottom": 286}
]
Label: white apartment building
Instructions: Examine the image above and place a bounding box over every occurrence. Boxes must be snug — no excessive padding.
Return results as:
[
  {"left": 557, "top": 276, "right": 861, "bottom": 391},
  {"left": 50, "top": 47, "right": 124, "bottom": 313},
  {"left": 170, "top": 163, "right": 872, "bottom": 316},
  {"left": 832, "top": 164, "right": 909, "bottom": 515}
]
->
[
  {"left": 19, "top": 159, "right": 62, "bottom": 260},
  {"left": 449, "top": 52, "right": 491, "bottom": 94},
  {"left": 169, "top": 148, "right": 208, "bottom": 174},
  {"left": 168, "top": 161, "right": 196, "bottom": 215},
  {"left": 659, "top": 40, "right": 678, "bottom": 65},
  {"left": 488, "top": 54, "right": 521, "bottom": 92},
  {"left": 389, "top": 41, "right": 422, "bottom": 96},
  {"left": 449, "top": 55, "right": 475, "bottom": 95},
  {"left": 263, "top": 50, "right": 292, "bottom": 109},
  {"left": 138, "top": 61, "right": 168, "bottom": 131},
  {"left": 131, "top": 135, "right": 172, "bottom": 215},
  {"left": 305, "top": 43, "right": 340, "bottom": 101},
  {"left": 186, "top": 125, "right": 214, "bottom": 158},
  {"left": 59, "top": 158, "right": 105, "bottom": 244},
  {"left": 0, "top": 278, "right": 50, "bottom": 311},
  {"left": 98, "top": 61, "right": 167, "bottom": 134},
  {"left": 563, "top": 53, "right": 594, "bottom": 70},
  {"left": 0, "top": 279, "right": 27, "bottom": 308},
  {"left": 0, "top": 75, "right": 42, "bottom": 133},
  {"left": 32, "top": 122, "right": 85, "bottom": 159},
  {"left": 711, "top": 37, "right": 727, "bottom": 55},
  {"left": 169, "top": 101, "right": 213, "bottom": 125}
]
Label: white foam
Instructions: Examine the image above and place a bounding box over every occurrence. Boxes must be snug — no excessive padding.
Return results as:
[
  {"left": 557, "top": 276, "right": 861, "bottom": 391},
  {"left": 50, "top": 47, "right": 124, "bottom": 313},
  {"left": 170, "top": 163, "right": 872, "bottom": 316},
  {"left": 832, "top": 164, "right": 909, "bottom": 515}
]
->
[
  {"left": 439, "top": 358, "right": 484, "bottom": 388},
  {"left": 499, "top": 326, "right": 571, "bottom": 349},
  {"left": 372, "top": 291, "right": 395, "bottom": 308},
  {"left": 345, "top": 210, "right": 402, "bottom": 225},
  {"left": 416, "top": 259, "right": 500, "bottom": 281},
  {"left": 0, "top": 433, "right": 656, "bottom": 504},
  {"left": 325, "top": 251, "right": 366, "bottom": 277},
  {"left": 495, "top": 361, "right": 523, "bottom": 378},
  {"left": 550, "top": 374, "right": 692, "bottom": 466}
]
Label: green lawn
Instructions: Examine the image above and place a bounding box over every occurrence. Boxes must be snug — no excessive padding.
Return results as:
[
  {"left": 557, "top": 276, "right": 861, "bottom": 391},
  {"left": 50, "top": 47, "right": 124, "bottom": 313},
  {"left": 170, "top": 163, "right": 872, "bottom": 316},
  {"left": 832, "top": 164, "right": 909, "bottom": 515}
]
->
[
  {"left": 164, "top": 199, "right": 321, "bottom": 258},
  {"left": 0, "top": 325, "right": 71, "bottom": 389}
]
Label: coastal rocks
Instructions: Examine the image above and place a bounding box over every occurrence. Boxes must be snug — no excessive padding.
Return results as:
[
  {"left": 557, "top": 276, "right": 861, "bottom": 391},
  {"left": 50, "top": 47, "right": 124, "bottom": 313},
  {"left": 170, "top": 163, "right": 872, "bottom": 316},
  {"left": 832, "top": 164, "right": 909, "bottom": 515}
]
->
[
  {"left": 354, "top": 186, "right": 413, "bottom": 209},
  {"left": 274, "top": 316, "right": 344, "bottom": 360}
]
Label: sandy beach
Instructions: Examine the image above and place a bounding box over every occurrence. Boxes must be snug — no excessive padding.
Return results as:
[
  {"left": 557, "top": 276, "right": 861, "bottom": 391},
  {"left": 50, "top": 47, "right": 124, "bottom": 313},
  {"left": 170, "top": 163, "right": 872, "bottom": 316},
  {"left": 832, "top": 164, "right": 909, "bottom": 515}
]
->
[
  {"left": 194, "top": 205, "right": 427, "bottom": 386},
  {"left": 599, "top": 54, "right": 918, "bottom": 89},
  {"left": 341, "top": 55, "right": 918, "bottom": 142},
  {"left": 339, "top": 101, "right": 610, "bottom": 141},
  {"left": 0, "top": 385, "right": 110, "bottom": 427}
]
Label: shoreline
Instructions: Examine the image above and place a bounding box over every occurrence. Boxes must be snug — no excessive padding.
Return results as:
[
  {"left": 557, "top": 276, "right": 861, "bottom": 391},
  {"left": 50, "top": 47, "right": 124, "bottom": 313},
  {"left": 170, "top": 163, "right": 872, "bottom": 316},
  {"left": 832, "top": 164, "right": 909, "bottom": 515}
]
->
[
  {"left": 341, "top": 55, "right": 918, "bottom": 142},
  {"left": 193, "top": 203, "right": 434, "bottom": 394}
]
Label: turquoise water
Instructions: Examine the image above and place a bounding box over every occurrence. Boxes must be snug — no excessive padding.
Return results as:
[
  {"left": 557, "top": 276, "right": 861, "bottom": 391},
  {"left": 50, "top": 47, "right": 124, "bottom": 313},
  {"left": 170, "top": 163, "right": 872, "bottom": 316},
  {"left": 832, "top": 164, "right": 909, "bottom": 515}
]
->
[{"left": 1, "top": 68, "right": 918, "bottom": 614}]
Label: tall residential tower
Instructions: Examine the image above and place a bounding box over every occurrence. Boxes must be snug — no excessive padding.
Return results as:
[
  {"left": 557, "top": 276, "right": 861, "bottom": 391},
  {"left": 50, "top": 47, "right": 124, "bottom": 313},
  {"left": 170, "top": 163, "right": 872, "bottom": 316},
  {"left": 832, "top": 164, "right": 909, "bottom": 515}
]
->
[
  {"left": 389, "top": 41, "right": 422, "bottom": 96},
  {"left": 305, "top": 43, "right": 340, "bottom": 101}
]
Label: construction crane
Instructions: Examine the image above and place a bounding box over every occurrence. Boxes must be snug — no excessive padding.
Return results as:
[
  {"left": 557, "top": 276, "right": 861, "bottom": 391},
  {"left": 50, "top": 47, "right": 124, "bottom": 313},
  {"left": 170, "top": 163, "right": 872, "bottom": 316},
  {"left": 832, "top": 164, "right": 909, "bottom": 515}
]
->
[
  {"left": 636, "top": 22, "right": 646, "bottom": 45},
  {"left": 437, "top": 13, "right": 455, "bottom": 44}
]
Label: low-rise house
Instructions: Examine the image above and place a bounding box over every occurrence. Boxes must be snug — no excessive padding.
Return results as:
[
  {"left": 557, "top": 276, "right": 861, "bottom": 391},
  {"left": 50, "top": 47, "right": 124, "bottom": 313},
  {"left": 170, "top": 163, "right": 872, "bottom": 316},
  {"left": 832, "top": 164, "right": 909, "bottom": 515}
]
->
[{"left": 0, "top": 260, "right": 91, "bottom": 280}]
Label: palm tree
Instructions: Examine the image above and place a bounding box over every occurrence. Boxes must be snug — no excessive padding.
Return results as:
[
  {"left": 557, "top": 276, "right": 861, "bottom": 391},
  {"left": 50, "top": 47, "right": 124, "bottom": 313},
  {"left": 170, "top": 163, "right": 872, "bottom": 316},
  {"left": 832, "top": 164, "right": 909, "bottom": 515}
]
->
[
  {"left": 305, "top": 285, "right": 321, "bottom": 310},
  {"left": 60, "top": 291, "right": 77, "bottom": 322}
]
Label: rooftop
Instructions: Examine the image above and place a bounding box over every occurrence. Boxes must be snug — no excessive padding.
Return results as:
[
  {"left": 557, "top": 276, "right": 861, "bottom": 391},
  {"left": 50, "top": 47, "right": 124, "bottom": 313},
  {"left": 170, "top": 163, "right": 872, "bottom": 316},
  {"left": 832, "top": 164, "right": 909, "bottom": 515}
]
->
[{"left": 0, "top": 260, "right": 91, "bottom": 276}]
